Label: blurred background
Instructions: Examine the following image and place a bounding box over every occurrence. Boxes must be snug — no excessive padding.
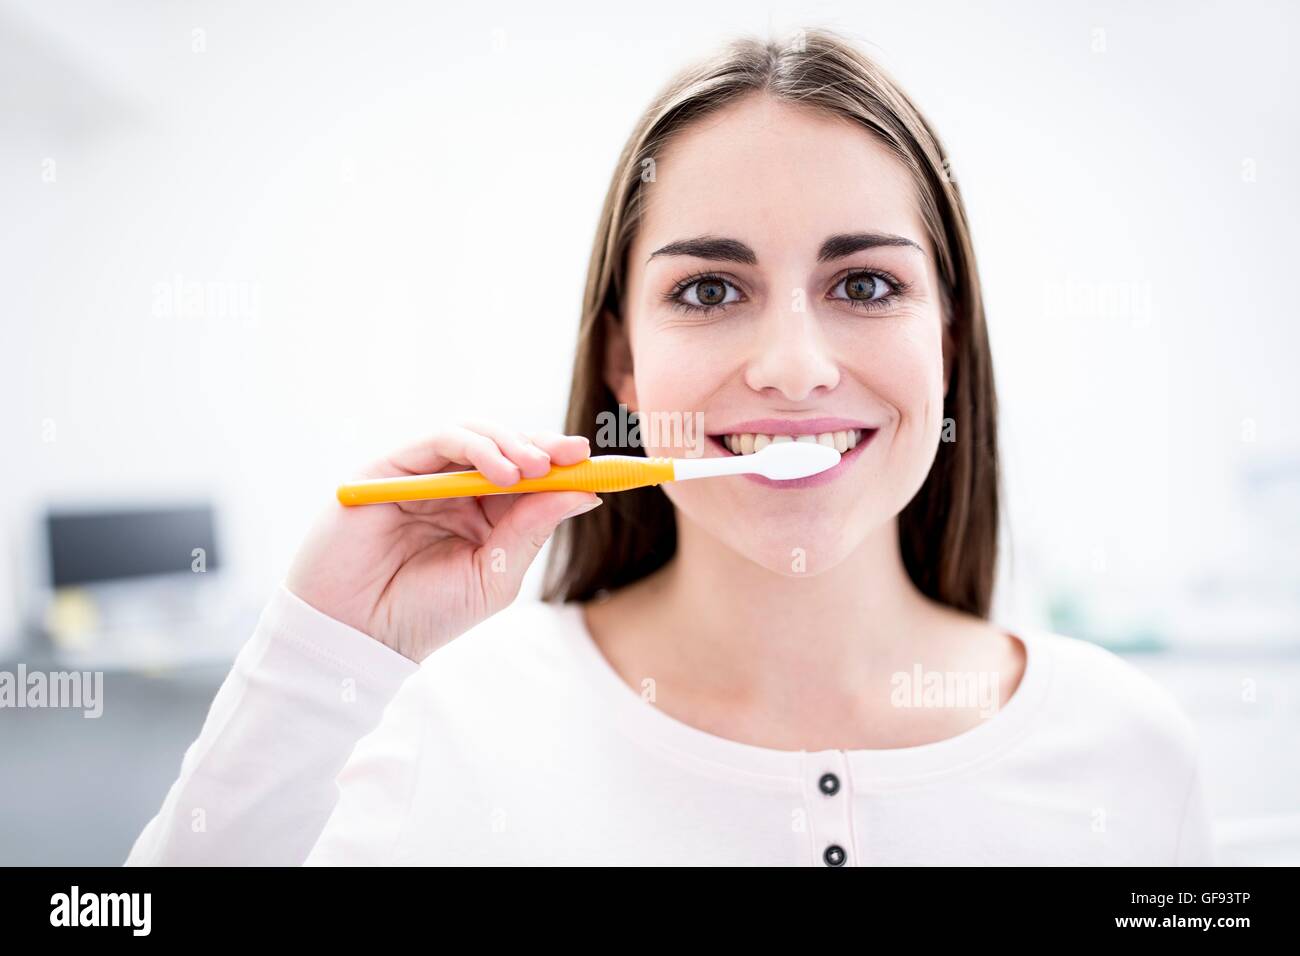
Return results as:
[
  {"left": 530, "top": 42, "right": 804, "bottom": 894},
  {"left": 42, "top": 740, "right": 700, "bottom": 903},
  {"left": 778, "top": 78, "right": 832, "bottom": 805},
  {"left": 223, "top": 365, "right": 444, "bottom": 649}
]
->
[{"left": 1, "top": 0, "right": 1296, "bottom": 865}]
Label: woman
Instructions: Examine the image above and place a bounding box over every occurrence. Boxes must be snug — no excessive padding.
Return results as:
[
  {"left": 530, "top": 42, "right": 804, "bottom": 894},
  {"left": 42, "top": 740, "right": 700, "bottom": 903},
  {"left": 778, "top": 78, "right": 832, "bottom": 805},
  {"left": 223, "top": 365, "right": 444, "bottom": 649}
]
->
[{"left": 127, "top": 29, "right": 1213, "bottom": 866}]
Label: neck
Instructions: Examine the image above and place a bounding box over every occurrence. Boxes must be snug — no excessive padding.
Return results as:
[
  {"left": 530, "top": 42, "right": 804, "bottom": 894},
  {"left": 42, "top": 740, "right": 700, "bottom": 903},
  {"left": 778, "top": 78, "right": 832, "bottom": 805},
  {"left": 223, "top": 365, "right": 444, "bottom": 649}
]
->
[{"left": 645, "top": 512, "right": 939, "bottom": 699}]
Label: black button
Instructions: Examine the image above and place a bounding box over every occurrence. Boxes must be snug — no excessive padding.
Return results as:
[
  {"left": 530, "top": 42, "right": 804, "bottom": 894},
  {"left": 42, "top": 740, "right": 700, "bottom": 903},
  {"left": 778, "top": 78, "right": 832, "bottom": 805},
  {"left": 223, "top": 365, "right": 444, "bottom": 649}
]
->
[
  {"left": 818, "top": 772, "right": 840, "bottom": 796},
  {"left": 823, "top": 844, "right": 847, "bottom": 866}
]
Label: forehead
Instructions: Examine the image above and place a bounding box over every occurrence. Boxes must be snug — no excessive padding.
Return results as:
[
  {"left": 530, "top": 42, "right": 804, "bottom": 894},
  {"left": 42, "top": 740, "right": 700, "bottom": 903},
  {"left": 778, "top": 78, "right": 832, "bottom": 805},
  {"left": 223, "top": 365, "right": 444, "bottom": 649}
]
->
[{"left": 635, "top": 94, "right": 931, "bottom": 264}]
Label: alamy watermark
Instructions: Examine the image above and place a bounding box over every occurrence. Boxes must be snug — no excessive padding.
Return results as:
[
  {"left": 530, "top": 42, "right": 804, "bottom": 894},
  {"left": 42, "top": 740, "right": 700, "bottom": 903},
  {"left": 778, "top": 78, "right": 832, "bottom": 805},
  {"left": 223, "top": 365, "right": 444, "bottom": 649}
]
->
[
  {"left": 1042, "top": 276, "right": 1154, "bottom": 327},
  {"left": 890, "top": 665, "right": 1001, "bottom": 719},
  {"left": 1, "top": 665, "right": 103, "bottom": 718},
  {"left": 152, "top": 274, "right": 260, "bottom": 328},
  {"left": 595, "top": 404, "right": 706, "bottom": 457},
  {"left": 50, "top": 886, "right": 150, "bottom": 935}
]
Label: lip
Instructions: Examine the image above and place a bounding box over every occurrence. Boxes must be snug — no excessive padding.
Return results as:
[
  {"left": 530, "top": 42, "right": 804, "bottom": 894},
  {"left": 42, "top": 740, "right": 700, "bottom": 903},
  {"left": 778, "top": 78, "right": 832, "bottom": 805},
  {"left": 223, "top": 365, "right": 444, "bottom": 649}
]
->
[
  {"left": 708, "top": 416, "right": 876, "bottom": 437},
  {"left": 703, "top": 417, "right": 880, "bottom": 489}
]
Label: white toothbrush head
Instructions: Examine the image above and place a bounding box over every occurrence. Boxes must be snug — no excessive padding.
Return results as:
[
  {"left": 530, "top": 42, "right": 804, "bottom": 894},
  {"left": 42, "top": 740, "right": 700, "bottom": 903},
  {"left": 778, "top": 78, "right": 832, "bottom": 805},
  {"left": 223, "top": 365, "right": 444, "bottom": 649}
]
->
[
  {"left": 750, "top": 440, "right": 842, "bottom": 479},
  {"left": 669, "top": 439, "right": 843, "bottom": 483}
]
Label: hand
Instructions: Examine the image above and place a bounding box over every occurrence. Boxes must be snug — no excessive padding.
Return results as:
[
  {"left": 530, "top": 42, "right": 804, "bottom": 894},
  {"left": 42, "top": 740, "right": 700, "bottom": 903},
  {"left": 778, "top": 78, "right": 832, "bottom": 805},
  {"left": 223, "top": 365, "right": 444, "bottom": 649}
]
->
[{"left": 286, "top": 422, "right": 601, "bottom": 662}]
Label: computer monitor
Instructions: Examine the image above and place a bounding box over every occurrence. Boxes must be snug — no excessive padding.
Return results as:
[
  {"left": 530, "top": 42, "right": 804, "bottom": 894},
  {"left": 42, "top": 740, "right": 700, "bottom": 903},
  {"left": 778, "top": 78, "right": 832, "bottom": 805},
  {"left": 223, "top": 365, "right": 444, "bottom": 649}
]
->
[{"left": 45, "top": 506, "right": 219, "bottom": 587}]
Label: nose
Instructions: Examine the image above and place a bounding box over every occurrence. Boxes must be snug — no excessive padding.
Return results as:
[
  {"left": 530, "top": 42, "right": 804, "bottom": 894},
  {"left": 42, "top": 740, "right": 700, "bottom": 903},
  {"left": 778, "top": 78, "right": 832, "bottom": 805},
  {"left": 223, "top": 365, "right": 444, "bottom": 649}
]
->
[{"left": 742, "top": 298, "right": 841, "bottom": 402}]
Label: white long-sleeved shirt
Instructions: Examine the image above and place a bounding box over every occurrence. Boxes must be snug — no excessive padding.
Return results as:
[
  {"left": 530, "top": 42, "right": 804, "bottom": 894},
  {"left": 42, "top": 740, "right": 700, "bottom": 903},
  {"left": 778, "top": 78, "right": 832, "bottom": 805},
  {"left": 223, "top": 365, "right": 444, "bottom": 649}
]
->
[{"left": 125, "top": 584, "right": 1216, "bottom": 866}]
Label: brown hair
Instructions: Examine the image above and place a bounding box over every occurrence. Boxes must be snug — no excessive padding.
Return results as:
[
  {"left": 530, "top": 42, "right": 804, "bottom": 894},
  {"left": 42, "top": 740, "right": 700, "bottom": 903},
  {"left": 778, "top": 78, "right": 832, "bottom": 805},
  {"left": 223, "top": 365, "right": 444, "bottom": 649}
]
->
[{"left": 541, "top": 28, "right": 1000, "bottom": 618}]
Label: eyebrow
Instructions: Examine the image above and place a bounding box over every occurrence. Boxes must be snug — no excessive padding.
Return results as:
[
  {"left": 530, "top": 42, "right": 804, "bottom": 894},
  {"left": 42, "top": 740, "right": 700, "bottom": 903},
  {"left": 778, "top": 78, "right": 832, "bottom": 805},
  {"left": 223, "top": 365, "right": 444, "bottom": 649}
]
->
[
  {"left": 816, "top": 232, "right": 923, "bottom": 261},
  {"left": 647, "top": 235, "right": 757, "bottom": 265},
  {"left": 647, "top": 232, "right": 923, "bottom": 265}
]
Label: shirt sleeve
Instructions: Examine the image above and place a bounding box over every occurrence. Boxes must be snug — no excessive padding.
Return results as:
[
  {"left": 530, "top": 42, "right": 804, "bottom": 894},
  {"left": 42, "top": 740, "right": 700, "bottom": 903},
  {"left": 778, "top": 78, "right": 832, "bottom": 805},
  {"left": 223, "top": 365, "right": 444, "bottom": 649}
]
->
[
  {"left": 123, "top": 584, "right": 421, "bottom": 866},
  {"left": 302, "top": 671, "right": 431, "bottom": 866},
  {"left": 1175, "top": 763, "right": 1217, "bottom": 866}
]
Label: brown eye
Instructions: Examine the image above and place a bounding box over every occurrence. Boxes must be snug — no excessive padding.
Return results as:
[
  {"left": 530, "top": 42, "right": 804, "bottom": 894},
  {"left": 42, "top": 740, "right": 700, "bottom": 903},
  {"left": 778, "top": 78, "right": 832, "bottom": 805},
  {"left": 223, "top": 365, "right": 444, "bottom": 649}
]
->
[
  {"left": 845, "top": 272, "right": 882, "bottom": 300},
  {"left": 830, "top": 270, "right": 900, "bottom": 309},
  {"left": 675, "top": 276, "right": 741, "bottom": 311},
  {"left": 694, "top": 279, "right": 727, "bottom": 305}
]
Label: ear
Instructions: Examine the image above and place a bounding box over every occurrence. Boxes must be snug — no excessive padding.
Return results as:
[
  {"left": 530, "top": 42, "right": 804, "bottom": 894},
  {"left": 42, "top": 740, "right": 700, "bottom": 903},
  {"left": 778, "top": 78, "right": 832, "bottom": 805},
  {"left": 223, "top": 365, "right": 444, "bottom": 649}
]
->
[{"left": 602, "top": 309, "right": 638, "bottom": 410}]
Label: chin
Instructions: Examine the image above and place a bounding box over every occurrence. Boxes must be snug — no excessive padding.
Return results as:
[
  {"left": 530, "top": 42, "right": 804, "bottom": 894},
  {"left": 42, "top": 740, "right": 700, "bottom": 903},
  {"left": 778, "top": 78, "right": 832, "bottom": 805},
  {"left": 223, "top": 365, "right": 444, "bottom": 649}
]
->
[
  {"left": 757, "top": 531, "right": 865, "bottom": 577},
  {"left": 676, "top": 499, "right": 873, "bottom": 577}
]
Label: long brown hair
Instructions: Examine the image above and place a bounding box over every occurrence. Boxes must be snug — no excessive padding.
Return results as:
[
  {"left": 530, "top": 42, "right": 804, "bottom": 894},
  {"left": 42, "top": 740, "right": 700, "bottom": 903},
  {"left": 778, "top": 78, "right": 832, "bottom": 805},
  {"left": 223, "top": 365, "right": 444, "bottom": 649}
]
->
[{"left": 541, "top": 28, "right": 1000, "bottom": 618}]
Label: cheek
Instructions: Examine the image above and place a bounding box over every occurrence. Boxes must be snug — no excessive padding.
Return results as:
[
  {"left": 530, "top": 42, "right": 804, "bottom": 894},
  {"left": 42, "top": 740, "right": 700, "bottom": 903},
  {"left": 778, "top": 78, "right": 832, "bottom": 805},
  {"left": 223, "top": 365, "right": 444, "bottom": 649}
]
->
[
  {"left": 622, "top": 333, "right": 726, "bottom": 454},
  {"left": 847, "top": 319, "right": 946, "bottom": 437},
  {"left": 828, "top": 318, "right": 947, "bottom": 521},
  {"left": 855, "top": 322, "right": 948, "bottom": 515}
]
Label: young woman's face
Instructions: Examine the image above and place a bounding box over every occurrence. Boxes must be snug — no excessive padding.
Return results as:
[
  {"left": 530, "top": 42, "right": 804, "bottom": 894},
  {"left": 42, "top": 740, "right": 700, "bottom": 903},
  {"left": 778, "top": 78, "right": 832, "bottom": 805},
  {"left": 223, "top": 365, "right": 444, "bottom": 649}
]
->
[{"left": 612, "top": 94, "right": 949, "bottom": 575}]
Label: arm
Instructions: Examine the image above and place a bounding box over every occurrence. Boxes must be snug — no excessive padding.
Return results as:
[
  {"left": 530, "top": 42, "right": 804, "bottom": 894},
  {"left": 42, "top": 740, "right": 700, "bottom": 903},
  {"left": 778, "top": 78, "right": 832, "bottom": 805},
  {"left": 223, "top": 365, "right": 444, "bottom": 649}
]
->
[
  {"left": 124, "top": 585, "right": 420, "bottom": 866},
  {"left": 124, "top": 424, "right": 598, "bottom": 866},
  {"left": 1175, "top": 763, "right": 1217, "bottom": 866}
]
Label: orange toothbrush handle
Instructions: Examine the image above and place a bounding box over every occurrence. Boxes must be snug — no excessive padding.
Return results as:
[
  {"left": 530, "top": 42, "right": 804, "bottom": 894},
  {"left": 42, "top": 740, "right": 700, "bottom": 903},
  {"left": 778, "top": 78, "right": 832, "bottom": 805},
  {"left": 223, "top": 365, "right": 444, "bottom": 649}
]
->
[{"left": 336, "top": 455, "right": 676, "bottom": 506}]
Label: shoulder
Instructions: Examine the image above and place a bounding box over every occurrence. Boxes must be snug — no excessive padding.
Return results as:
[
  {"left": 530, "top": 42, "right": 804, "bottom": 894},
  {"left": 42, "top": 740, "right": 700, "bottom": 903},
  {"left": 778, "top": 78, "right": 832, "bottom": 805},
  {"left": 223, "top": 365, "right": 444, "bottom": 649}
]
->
[
  {"left": 1027, "top": 631, "right": 1216, "bottom": 863},
  {"left": 400, "top": 598, "right": 588, "bottom": 704},
  {"left": 1028, "top": 629, "right": 1202, "bottom": 771},
  {"left": 437, "top": 597, "right": 583, "bottom": 667}
]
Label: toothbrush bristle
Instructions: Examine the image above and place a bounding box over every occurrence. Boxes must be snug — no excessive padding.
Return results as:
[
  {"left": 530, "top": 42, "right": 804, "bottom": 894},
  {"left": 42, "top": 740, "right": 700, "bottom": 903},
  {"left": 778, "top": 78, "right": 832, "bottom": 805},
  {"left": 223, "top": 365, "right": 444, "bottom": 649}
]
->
[{"left": 755, "top": 441, "right": 841, "bottom": 480}]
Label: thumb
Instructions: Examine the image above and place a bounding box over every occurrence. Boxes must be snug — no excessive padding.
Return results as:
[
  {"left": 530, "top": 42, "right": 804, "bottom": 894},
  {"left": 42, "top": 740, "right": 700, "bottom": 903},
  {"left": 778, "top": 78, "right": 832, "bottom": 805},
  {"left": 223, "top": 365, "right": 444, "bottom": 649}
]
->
[{"left": 477, "top": 491, "right": 602, "bottom": 602}]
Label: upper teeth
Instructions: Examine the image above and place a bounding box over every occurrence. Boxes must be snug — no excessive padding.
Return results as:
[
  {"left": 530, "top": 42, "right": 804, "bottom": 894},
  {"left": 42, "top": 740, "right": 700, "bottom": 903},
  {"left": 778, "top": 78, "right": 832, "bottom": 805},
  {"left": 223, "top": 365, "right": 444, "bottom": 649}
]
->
[{"left": 720, "top": 430, "right": 864, "bottom": 455}]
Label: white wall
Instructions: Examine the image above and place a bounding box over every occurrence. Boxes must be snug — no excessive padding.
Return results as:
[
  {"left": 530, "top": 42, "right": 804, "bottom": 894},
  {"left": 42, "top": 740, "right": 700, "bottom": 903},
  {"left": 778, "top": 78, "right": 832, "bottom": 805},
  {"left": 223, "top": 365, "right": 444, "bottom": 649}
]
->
[{"left": 3, "top": 0, "right": 1297, "bottom": 651}]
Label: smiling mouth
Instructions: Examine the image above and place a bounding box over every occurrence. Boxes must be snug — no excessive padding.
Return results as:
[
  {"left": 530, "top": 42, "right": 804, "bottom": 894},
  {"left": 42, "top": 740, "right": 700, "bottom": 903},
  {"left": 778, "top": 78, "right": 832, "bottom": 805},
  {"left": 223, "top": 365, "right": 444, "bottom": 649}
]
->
[{"left": 711, "top": 429, "right": 868, "bottom": 456}]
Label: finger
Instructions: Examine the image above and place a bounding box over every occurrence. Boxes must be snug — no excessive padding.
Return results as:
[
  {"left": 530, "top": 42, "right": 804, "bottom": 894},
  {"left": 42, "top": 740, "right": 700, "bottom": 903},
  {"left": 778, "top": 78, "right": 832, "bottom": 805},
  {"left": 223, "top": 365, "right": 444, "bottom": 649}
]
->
[
  {"left": 476, "top": 491, "right": 602, "bottom": 603},
  {"left": 526, "top": 429, "right": 592, "bottom": 467},
  {"left": 369, "top": 426, "right": 521, "bottom": 486},
  {"left": 461, "top": 419, "right": 552, "bottom": 479}
]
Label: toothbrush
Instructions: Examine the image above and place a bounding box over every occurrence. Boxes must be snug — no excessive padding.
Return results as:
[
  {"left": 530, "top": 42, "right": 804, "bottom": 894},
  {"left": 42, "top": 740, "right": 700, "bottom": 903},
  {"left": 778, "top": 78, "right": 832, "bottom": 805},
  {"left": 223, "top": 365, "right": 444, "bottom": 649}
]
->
[{"left": 336, "top": 441, "right": 842, "bottom": 506}]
